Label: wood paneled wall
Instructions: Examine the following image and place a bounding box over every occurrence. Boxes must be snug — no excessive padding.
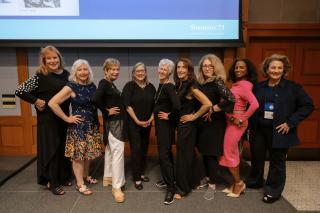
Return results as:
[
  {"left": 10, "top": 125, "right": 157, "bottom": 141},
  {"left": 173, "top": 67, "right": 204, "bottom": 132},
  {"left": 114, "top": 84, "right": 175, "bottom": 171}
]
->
[{"left": 245, "top": 24, "right": 320, "bottom": 148}]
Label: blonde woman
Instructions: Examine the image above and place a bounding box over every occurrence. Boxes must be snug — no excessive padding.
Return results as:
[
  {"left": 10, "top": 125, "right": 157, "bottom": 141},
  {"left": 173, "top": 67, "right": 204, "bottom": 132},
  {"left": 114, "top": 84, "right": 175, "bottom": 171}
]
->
[
  {"left": 15, "top": 45, "right": 72, "bottom": 195},
  {"left": 196, "top": 54, "right": 235, "bottom": 200},
  {"left": 92, "top": 58, "right": 127, "bottom": 203}
]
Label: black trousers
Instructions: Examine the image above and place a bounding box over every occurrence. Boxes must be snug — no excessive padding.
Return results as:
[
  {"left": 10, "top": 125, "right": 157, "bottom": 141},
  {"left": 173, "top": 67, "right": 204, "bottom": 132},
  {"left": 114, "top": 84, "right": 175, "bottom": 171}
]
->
[
  {"left": 155, "top": 119, "right": 176, "bottom": 192},
  {"left": 128, "top": 121, "right": 151, "bottom": 181},
  {"left": 42, "top": 140, "right": 72, "bottom": 188},
  {"left": 176, "top": 122, "right": 198, "bottom": 195},
  {"left": 248, "top": 126, "right": 288, "bottom": 198},
  {"left": 203, "top": 155, "right": 219, "bottom": 185}
]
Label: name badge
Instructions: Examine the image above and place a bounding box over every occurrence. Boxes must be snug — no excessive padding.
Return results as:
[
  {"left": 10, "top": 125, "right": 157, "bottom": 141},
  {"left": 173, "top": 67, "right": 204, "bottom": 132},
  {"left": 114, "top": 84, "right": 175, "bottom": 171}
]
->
[{"left": 264, "top": 102, "right": 274, "bottom": 120}]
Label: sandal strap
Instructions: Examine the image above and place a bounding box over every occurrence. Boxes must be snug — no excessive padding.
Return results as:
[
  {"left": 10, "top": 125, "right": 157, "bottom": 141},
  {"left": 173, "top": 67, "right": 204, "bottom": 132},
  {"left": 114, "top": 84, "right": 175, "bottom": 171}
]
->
[
  {"left": 77, "top": 184, "right": 88, "bottom": 192},
  {"left": 51, "top": 186, "right": 65, "bottom": 195},
  {"left": 86, "top": 176, "right": 98, "bottom": 184}
]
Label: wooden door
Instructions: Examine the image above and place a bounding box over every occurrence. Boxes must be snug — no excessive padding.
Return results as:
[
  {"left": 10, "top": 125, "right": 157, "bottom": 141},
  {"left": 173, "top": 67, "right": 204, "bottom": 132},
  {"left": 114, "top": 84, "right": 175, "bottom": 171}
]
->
[{"left": 247, "top": 38, "right": 320, "bottom": 148}]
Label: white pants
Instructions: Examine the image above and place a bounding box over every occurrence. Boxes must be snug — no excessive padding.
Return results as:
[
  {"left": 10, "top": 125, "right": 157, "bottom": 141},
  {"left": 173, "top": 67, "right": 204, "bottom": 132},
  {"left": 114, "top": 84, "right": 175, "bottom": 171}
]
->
[{"left": 104, "top": 132, "right": 125, "bottom": 189}]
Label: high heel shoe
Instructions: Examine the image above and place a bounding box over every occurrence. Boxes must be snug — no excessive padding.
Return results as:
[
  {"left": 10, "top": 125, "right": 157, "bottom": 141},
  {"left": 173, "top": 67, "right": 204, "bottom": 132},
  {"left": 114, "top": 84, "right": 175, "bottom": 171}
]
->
[
  {"left": 227, "top": 181, "right": 246, "bottom": 198},
  {"left": 222, "top": 184, "right": 234, "bottom": 194},
  {"left": 103, "top": 177, "right": 112, "bottom": 187}
]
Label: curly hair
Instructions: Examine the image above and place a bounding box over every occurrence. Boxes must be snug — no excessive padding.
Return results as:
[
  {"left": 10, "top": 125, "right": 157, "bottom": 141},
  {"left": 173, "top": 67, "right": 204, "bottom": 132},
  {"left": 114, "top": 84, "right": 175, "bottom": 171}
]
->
[
  {"left": 261, "top": 54, "right": 292, "bottom": 78},
  {"left": 228, "top": 59, "right": 257, "bottom": 84},
  {"left": 197, "top": 54, "right": 226, "bottom": 84}
]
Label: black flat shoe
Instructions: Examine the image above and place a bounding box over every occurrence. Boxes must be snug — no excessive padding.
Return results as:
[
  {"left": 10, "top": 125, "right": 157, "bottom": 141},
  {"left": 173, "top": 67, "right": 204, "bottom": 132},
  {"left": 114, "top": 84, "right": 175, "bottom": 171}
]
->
[
  {"left": 164, "top": 191, "right": 175, "bottom": 205},
  {"left": 262, "top": 194, "right": 279, "bottom": 203},
  {"left": 134, "top": 182, "right": 143, "bottom": 190},
  {"left": 156, "top": 180, "right": 167, "bottom": 188},
  {"left": 140, "top": 176, "right": 150, "bottom": 182}
]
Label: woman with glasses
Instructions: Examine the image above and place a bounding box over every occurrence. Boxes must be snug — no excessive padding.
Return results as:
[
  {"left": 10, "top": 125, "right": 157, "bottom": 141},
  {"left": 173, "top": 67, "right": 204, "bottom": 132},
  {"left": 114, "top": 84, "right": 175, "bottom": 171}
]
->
[
  {"left": 196, "top": 54, "right": 235, "bottom": 200},
  {"left": 122, "top": 62, "right": 156, "bottom": 190}
]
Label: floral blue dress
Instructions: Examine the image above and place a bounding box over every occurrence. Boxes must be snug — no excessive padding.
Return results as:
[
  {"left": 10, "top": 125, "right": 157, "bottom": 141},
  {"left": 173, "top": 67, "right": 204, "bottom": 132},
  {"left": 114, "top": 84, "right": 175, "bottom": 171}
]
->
[{"left": 65, "top": 82, "right": 103, "bottom": 160}]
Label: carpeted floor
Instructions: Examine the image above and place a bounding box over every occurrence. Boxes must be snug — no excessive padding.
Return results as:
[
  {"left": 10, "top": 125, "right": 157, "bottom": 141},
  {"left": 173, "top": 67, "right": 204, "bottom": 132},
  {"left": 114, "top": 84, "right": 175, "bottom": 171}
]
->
[{"left": 0, "top": 156, "right": 301, "bottom": 213}]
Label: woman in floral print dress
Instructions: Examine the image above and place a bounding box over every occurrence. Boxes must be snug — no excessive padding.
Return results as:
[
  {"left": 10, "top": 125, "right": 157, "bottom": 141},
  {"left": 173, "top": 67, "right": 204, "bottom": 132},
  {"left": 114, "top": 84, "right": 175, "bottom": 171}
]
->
[{"left": 49, "top": 59, "right": 103, "bottom": 195}]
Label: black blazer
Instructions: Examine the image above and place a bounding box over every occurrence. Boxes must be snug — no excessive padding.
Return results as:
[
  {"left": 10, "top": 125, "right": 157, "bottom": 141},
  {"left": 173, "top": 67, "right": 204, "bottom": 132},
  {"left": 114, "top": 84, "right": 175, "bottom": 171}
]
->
[{"left": 251, "top": 78, "right": 314, "bottom": 148}]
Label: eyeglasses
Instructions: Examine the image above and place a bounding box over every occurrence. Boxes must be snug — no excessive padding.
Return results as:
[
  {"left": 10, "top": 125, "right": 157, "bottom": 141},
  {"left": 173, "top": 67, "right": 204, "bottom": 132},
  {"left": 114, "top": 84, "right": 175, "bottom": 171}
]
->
[
  {"left": 135, "top": 69, "right": 146, "bottom": 73},
  {"left": 202, "top": 65, "right": 214, "bottom": 70}
]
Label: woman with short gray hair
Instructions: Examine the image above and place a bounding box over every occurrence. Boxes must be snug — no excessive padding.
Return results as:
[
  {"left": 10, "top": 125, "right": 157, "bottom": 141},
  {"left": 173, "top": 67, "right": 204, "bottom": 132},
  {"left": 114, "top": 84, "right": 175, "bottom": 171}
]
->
[{"left": 122, "top": 62, "right": 156, "bottom": 190}]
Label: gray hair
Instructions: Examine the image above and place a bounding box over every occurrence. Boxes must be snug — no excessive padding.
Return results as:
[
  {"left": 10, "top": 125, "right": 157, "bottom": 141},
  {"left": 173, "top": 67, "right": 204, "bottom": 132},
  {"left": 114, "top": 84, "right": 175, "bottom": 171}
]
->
[
  {"left": 158, "top": 59, "right": 175, "bottom": 75},
  {"left": 68, "top": 59, "right": 94, "bottom": 84},
  {"left": 132, "top": 62, "right": 148, "bottom": 83}
]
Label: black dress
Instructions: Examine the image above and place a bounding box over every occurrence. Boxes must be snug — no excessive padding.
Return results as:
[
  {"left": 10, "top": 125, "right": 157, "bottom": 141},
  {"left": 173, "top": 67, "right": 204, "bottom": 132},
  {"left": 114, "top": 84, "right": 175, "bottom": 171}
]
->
[
  {"left": 122, "top": 81, "right": 156, "bottom": 181},
  {"left": 154, "top": 82, "right": 180, "bottom": 192},
  {"left": 197, "top": 79, "right": 235, "bottom": 156},
  {"left": 196, "top": 78, "right": 235, "bottom": 185},
  {"left": 15, "top": 71, "right": 72, "bottom": 187}
]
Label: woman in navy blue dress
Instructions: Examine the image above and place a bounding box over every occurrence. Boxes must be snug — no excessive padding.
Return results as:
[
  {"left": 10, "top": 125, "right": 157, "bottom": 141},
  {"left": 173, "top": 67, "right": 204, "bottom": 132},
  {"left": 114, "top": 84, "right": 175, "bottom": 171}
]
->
[{"left": 49, "top": 59, "right": 103, "bottom": 195}]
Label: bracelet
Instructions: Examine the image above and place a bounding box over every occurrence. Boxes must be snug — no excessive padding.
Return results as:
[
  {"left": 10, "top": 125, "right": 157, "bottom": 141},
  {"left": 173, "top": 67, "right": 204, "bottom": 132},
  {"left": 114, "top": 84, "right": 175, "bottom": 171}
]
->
[{"left": 193, "top": 113, "right": 199, "bottom": 119}]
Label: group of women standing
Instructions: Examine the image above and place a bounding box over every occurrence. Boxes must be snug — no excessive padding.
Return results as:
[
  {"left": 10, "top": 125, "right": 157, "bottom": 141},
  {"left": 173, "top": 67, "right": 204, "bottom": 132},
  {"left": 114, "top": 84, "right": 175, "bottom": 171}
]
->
[{"left": 16, "top": 46, "right": 314, "bottom": 205}]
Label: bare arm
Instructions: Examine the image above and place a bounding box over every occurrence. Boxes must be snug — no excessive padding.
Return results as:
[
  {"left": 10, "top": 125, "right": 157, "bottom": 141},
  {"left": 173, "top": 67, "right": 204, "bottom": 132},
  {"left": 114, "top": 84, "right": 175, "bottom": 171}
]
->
[
  {"left": 126, "top": 106, "right": 149, "bottom": 127},
  {"left": 48, "top": 86, "right": 82, "bottom": 124},
  {"left": 180, "top": 88, "right": 212, "bottom": 123}
]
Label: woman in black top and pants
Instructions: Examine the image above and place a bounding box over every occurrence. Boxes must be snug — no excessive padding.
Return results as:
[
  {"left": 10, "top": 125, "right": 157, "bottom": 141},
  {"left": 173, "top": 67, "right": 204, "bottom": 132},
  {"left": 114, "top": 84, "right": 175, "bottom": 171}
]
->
[
  {"left": 122, "top": 62, "right": 156, "bottom": 190},
  {"left": 92, "top": 58, "right": 127, "bottom": 203},
  {"left": 153, "top": 59, "right": 180, "bottom": 205},
  {"left": 174, "top": 58, "right": 211, "bottom": 200},
  {"left": 246, "top": 54, "right": 314, "bottom": 203}
]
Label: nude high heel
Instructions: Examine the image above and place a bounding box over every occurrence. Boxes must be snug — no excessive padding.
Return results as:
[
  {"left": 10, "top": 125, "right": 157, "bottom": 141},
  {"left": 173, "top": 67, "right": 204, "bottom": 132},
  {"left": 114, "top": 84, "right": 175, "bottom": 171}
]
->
[
  {"left": 222, "top": 184, "right": 234, "bottom": 194},
  {"left": 227, "top": 181, "right": 246, "bottom": 198}
]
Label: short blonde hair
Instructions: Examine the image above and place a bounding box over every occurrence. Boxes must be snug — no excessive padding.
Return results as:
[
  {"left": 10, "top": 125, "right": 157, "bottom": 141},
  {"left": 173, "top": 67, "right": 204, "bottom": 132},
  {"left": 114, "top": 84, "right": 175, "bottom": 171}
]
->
[
  {"left": 36, "top": 45, "right": 64, "bottom": 75},
  {"left": 261, "top": 54, "right": 292, "bottom": 78},
  {"left": 103, "top": 58, "right": 120, "bottom": 71},
  {"left": 197, "top": 54, "right": 226, "bottom": 84},
  {"left": 68, "top": 59, "right": 94, "bottom": 84}
]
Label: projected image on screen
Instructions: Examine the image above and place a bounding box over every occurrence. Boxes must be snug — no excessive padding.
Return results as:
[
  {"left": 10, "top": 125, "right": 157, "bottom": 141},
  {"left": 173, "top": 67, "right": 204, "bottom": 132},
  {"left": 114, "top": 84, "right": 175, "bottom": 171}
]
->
[
  {"left": 0, "top": 0, "right": 240, "bottom": 43},
  {"left": 0, "top": 0, "right": 78, "bottom": 16},
  {"left": 24, "top": 0, "right": 61, "bottom": 8}
]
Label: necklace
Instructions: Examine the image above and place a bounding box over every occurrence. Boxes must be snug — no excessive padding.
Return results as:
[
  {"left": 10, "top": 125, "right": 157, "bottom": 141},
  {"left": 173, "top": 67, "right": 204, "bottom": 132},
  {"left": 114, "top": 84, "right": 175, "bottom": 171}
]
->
[{"left": 154, "top": 79, "right": 169, "bottom": 104}]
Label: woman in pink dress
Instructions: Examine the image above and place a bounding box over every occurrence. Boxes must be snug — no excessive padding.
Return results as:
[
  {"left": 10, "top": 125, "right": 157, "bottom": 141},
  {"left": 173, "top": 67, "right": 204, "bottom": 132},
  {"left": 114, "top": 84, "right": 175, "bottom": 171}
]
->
[{"left": 219, "top": 59, "right": 259, "bottom": 197}]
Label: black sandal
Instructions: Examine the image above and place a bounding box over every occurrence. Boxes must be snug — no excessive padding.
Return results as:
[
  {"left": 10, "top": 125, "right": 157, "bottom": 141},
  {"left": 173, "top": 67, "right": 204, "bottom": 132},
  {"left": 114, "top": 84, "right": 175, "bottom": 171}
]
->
[
  {"left": 262, "top": 194, "right": 278, "bottom": 203},
  {"left": 51, "top": 186, "right": 65, "bottom": 196}
]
